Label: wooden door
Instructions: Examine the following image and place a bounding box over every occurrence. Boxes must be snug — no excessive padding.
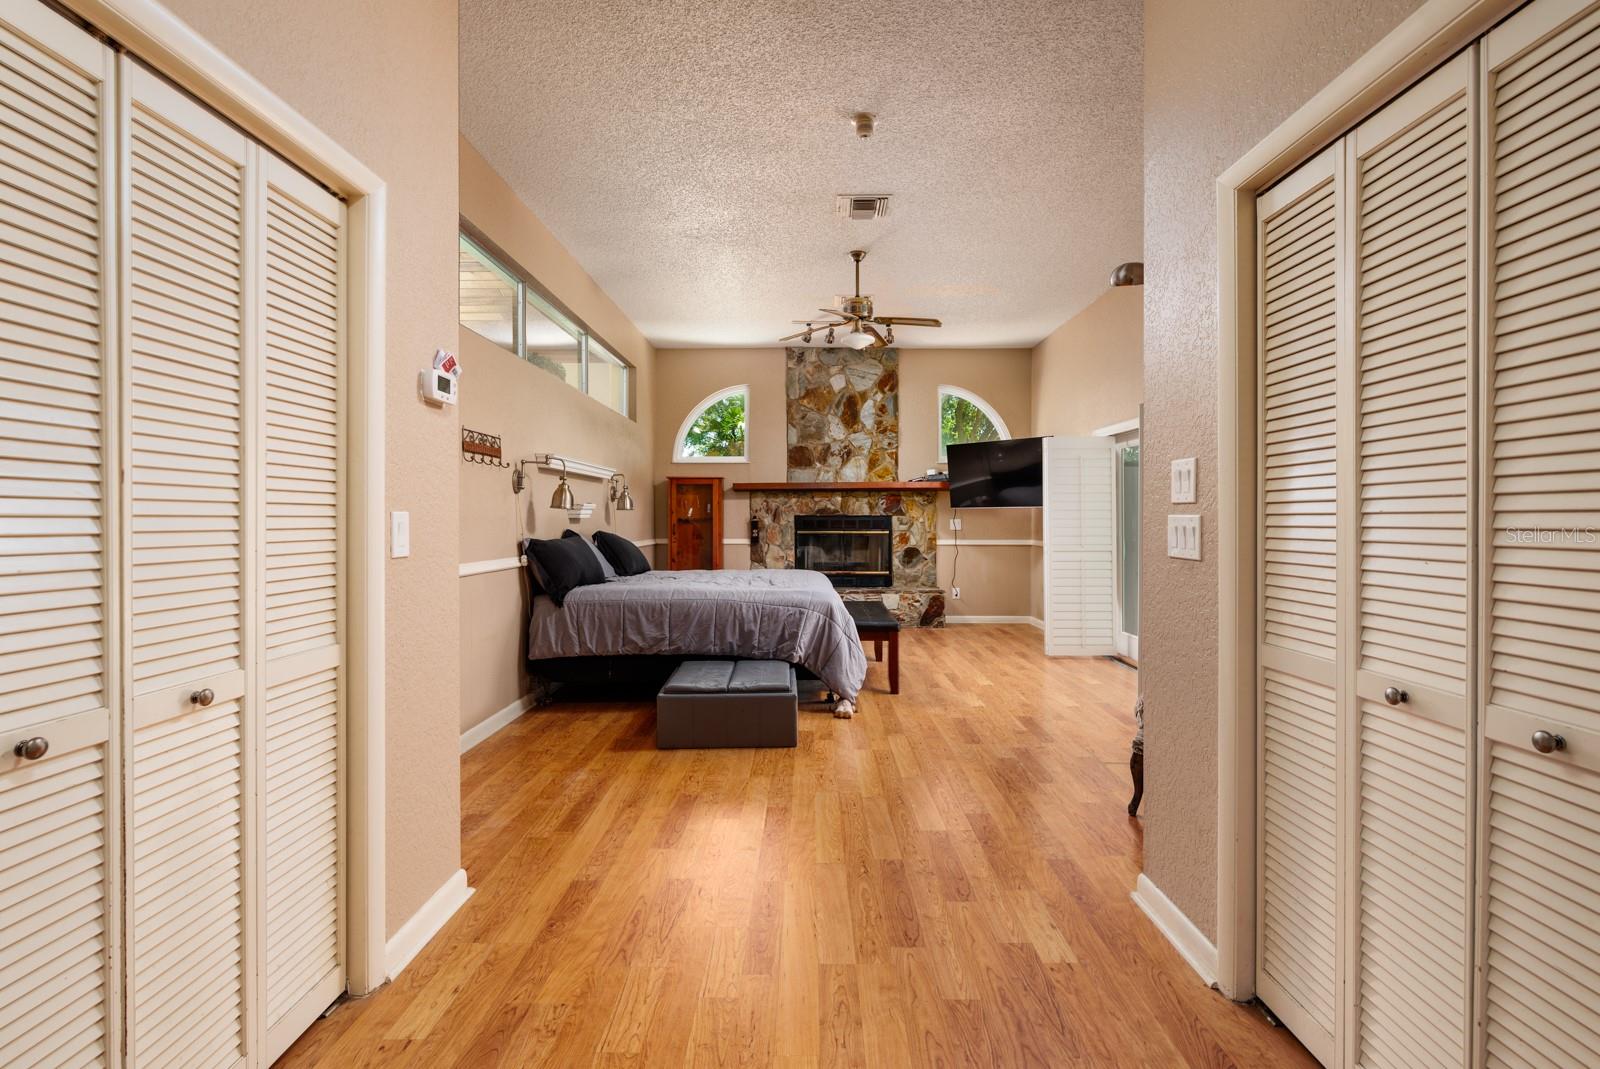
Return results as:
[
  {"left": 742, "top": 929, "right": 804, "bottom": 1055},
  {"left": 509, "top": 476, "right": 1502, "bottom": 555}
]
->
[
  {"left": 1347, "top": 52, "right": 1475, "bottom": 1069},
  {"left": 120, "top": 59, "right": 252, "bottom": 1069},
  {"left": 1478, "top": 2, "right": 1600, "bottom": 1065},
  {"left": 0, "top": 3, "right": 119, "bottom": 1065},
  {"left": 1255, "top": 145, "right": 1344, "bottom": 1068}
]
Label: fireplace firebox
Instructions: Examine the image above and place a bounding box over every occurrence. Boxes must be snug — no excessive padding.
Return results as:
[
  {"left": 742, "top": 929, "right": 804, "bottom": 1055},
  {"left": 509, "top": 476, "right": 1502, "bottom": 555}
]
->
[{"left": 795, "top": 515, "right": 893, "bottom": 589}]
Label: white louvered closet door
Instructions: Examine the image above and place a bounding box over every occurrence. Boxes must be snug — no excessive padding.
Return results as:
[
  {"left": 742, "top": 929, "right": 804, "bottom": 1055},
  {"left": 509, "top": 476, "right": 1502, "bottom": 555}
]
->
[
  {"left": 121, "top": 60, "right": 253, "bottom": 1069},
  {"left": 0, "top": 4, "right": 119, "bottom": 1066},
  {"left": 1041, "top": 436, "right": 1116, "bottom": 656},
  {"left": 1255, "top": 146, "right": 1343, "bottom": 1069},
  {"left": 256, "top": 155, "right": 344, "bottom": 1065},
  {"left": 1479, "top": 2, "right": 1600, "bottom": 1066},
  {"left": 1347, "top": 54, "right": 1475, "bottom": 1069}
]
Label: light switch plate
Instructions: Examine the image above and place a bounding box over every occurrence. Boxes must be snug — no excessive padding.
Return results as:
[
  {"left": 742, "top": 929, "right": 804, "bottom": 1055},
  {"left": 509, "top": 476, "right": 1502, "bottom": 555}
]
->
[
  {"left": 1171, "top": 458, "right": 1197, "bottom": 504},
  {"left": 391, "top": 510, "right": 410, "bottom": 558},
  {"left": 949, "top": 517, "right": 962, "bottom": 532},
  {"left": 1167, "top": 513, "right": 1201, "bottom": 560}
]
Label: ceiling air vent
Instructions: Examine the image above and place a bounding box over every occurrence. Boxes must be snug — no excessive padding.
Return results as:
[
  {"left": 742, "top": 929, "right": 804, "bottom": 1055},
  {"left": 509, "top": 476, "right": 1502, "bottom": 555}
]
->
[{"left": 836, "top": 194, "right": 890, "bottom": 221}]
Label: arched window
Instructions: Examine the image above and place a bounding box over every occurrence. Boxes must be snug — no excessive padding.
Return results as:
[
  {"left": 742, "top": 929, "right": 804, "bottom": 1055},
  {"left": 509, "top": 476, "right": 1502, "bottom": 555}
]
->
[
  {"left": 938, "top": 385, "right": 1010, "bottom": 460},
  {"left": 675, "top": 385, "right": 749, "bottom": 462}
]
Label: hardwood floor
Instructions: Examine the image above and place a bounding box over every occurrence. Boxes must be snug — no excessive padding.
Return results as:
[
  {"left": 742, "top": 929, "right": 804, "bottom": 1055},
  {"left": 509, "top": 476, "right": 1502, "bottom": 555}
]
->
[{"left": 279, "top": 625, "right": 1315, "bottom": 1068}]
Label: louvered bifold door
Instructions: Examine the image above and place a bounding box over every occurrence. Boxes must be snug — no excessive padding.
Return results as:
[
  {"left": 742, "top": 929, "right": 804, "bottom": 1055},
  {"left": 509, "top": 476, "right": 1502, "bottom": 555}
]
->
[
  {"left": 1479, "top": 3, "right": 1600, "bottom": 1067},
  {"left": 255, "top": 155, "right": 344, "bottom": 1065},
  {"left": 1255, "top": 146, "right": 1344, "bottom": 1069},
  {"left": 120, "top": 60, "right": 253, "bottom": 1069},
  {"left": 0, "top": 3, "right": 119, "bottom": 1066},
  {"left": 1347, "top": 54, "right": 1476, "bottom": 1069},
  {"left": 1041, "top": 436, "right": 1116, "bottom": 656}
]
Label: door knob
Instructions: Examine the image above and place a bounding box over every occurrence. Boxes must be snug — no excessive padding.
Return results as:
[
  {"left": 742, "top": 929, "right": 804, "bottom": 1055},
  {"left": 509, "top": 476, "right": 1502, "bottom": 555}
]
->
[
  {"left": 12, "top": 737, "right": 48, "bottom": 760},
  {"left": 1383, "top": 687, "right": 1408, "bottom": 706},
  {"left": 1531, "top": 730, "right": 1567, "bottom": 754},
  {"left": 190, "top": 688, "right": 215, "bottom": 707}
]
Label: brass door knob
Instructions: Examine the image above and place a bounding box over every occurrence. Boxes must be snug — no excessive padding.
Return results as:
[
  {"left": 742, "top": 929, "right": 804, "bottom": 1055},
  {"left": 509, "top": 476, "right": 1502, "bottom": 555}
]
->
[
  {"left": 1531, "top": 730, "right": 1567, "bottom": 754},
  {"left": 190, "top": 688, "right": 215, "bottom": 707},
  {"left": 13, "top": 737, "right": 48, "bottom": 760},
  {"left": 1383, "top": 687, "right": 1409, "bottom": 706}
]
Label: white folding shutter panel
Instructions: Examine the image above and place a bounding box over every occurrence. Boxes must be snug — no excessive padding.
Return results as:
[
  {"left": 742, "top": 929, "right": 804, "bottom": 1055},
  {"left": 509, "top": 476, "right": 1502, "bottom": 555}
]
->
[
  {"left": 0, "top": 4, "right": 118, "bottom": 1067},
  {"left": 1255, "top": 146, "right": 1341, "bottom": 1067},
  {"left": 121, "top": 60, "right": 252, "bottom": 1069},
  {"left": 1348, "top": 54, "right": 1474, "bottom": 1069},
  {"left": 257, "top": 154, "right": 344, "bottom": 1063},
  {"left": 1042, "top": 436, "right": 1116, "bottom": 656},
  {"left": 1480, "top": 3, "right": 1600, "bottom": 1066}
]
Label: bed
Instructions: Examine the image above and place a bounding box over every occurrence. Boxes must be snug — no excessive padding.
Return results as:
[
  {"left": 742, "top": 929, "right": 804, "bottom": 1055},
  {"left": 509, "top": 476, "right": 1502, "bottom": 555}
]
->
[{"left": 526, "top": 568, "right": 868, "bottom": 711}]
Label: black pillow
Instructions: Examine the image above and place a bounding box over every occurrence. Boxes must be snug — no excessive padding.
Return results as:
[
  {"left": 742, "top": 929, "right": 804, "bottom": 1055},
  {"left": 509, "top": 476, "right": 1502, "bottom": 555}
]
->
[
  {"left": 593, "top": 530, "right": 651, "bottom": 576},
  {"left": 563, "top": 529, "right": 617, "bottom": 579},
  {"left": 524, "top": 535, "right": 603, "bottom": 605},
  {"left": 519, "top": 538, "right": 545, "bottom": 595}
]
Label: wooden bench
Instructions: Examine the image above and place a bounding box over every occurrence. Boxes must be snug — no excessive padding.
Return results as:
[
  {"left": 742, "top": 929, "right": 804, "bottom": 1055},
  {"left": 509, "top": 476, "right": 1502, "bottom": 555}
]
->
[{"left": 844, "top": 599, "right": 900, "bottom": 694}]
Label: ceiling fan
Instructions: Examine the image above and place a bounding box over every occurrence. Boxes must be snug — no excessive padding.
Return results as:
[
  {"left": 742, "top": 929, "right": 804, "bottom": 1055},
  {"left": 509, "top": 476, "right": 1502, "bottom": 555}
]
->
[{"left": 781, "top": 249, "right": 942, "bottom": 350}]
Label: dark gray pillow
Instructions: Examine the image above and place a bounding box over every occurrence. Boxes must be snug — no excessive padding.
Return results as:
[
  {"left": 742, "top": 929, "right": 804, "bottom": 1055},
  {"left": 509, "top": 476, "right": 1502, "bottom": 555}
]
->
[
  {"left": 593, "top": 530, "right": 651, "bottom": 576},
  {"left": 524, "top": 535, "right": 603, "bottom": 605},
  {"left": 563, "top": 529, "right": 617, "bottom": 579}
]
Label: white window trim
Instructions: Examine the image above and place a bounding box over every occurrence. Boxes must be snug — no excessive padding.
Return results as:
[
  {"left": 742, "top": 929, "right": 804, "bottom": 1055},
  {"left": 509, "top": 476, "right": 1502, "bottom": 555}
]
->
[
  {"left": 937, "top": 384, "right": 1011, "bottom": 461},
  {"left": 674, "top": 384, "right": 750, "bottom": 464}
]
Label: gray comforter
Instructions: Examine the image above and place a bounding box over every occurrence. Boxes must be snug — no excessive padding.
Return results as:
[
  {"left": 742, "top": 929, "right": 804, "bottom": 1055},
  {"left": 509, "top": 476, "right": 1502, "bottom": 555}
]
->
[{"left": 526, "top": 569, "right": 868, "bottom": 702}]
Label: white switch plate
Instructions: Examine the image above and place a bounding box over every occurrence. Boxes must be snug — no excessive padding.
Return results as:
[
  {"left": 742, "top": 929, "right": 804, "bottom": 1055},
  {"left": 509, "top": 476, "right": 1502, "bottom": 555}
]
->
[
  {"left": 1167, "top": 513, "right": 1201, "bottom": 560},
  {"left": 949, "top": 516, "right": 963, "bottom": 532},
  {"left": 1171, "top": 458, "right": 1197, "bottom": 504},
  {"left": 391, "top": 510, "right": 410, "bottom": 558}
]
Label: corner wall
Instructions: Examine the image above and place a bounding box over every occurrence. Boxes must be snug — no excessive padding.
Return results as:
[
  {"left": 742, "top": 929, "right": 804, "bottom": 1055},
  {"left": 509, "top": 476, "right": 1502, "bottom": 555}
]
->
[
  {"left": 456, "top": 137, "right": 657, "bottom": 738},
  {"left": 1141, "top": 0, "right": 1429, "bottom": 940},
  {"left": 1028, "top": 285, "right": 1145, "bottom": 621}
]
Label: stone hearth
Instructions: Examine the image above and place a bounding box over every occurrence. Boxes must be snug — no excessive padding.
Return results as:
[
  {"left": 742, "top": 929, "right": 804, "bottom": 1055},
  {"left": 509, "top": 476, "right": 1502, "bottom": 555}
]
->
[{"left": 750, "top": 489, "right": 944, "bottom": 627}]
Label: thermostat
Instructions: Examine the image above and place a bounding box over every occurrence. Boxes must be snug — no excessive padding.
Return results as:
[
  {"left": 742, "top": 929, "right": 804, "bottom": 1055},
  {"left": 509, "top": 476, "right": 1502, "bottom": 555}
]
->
[{"left": 419, "top": 368, "right": 458, "bottom": 406}]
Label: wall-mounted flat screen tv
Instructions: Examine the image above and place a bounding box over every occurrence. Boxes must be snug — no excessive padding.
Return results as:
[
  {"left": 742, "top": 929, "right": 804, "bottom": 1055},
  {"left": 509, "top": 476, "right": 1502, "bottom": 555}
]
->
[{"left": 946, "top": 436, "right": 1045, "bottom": 509}]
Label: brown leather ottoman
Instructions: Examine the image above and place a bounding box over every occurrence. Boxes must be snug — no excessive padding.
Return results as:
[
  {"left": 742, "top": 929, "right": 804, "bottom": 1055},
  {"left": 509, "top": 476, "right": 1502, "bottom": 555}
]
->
[{"left": 655, "top": 660, "right": 798, "bottom": 749}]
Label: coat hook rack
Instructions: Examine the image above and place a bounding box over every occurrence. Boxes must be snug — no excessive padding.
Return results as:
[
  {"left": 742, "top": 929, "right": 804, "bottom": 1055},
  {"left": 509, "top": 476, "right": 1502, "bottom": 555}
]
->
[{"left": 461, "top": 427, "right": 510, "bottom": 468}]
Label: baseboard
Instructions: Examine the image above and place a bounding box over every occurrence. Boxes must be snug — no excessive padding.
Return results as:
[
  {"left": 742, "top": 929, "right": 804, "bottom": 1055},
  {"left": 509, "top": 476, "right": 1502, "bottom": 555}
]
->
[
  {"left": 946, "top": 615, "right": 1034, "bottom": 625},
  {"left": 386, "top": 868, "right": 473, "bottom": 980},
  {"left": 459, "top": 692, "right": 536, "bottom": 753},
  {"left": 1131, "top": 873, "right": 1218, "bottom": 987}
]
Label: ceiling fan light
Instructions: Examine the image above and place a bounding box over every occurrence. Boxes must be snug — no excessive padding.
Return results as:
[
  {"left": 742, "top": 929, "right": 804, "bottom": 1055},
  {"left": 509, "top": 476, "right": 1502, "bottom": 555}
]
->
[{"left": 844, "top": 325, "right": 875, "bottom": 350}]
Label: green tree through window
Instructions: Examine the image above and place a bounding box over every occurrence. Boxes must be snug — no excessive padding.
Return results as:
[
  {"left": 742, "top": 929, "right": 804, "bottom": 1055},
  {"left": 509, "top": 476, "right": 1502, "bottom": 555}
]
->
[
  {"left": 681, "top": 389, "right": 747, "bottom": 458},
  {"left": 940, "top": 390, "right": 1004, "bottom": 459}
]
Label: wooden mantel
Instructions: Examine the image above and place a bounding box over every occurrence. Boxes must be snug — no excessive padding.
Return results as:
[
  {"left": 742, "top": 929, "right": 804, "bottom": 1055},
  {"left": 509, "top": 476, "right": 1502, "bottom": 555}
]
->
[{"left": 730, "top": 480, "right": 948, "bottom": 492}]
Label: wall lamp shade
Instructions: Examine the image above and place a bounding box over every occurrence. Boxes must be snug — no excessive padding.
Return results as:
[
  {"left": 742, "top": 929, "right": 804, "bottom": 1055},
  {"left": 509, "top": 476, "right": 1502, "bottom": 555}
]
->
[
  {"left": 610, "top": 473, "right": 635, "bottom": 511},
  {"left": 1109, "top": 261, "right": 1144, "bottom": 287},
  {"left": 549, "top": 458, "right": 576, "bottom": 510}
]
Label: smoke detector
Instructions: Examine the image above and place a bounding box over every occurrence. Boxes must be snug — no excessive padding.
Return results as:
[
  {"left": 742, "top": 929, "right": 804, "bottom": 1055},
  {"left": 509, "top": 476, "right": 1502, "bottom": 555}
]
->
[{"left": 835, "top": 194, "right": 890, "bottom": 221}]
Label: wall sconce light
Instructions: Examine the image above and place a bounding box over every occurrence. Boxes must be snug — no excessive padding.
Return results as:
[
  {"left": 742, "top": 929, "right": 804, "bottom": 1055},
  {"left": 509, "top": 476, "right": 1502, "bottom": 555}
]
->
[
  {"left": 610, "top": 473, "right": 635, "bottom": 511},
  {"left": 550, "top": 459, "right": 576, "bottom": 511}
]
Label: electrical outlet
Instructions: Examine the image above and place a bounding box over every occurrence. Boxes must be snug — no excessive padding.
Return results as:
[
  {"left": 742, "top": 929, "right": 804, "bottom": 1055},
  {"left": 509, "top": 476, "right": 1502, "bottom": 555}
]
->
[
  {"left": 1167, "top": 514, "right": 1201, "bottom": 560},
  {"left": 949, "top": 517, "right": 963, "bottom": 532},
  {"left": 952, "top": 585, "right": 961, "bottom": 599}
]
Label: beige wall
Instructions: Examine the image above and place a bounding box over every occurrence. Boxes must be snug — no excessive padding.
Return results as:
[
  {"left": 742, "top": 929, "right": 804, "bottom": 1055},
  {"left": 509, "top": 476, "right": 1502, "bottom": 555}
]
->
[
  {"left": 457, "top": 138, "right": 657, "bottom": 735},
  {"left": 1027, "top": 286, "right": 1145, "bottom": 619},
  {"left": 157, "top": 0, "right": 462, "bottom": 936},
  {"left": 1032, "top": 286, "right": 1143, "bottom": 438},
  {"left": 654, "top": 346, "right": 1035, "bottom": 618},
  {"left": 1141, "top": 0, "right": 1428, "bottom": 939}
]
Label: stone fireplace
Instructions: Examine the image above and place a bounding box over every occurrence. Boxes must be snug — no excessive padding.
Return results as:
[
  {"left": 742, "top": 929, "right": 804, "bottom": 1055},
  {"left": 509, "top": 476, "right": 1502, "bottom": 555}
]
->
[{"left": 738, "top": 348, "right": 946, "bottom": 627}]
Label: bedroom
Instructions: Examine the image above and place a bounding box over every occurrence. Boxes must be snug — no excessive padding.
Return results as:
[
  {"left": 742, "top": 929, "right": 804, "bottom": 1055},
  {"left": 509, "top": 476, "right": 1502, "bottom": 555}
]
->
[{"left": 5, "top": 0, "right": 1598, "bottom": 1067}]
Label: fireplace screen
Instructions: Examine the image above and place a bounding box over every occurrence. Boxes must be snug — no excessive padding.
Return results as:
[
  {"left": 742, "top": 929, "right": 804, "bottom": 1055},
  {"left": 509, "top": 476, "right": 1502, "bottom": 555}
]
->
[{"left": 794, "top": 514, "right": 893, "bottom": 589}]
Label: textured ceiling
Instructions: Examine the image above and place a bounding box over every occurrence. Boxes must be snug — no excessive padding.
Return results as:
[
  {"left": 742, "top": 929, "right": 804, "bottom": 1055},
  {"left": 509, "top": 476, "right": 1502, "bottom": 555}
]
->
[{"left": 460, "top": 0, "right": 1143, "bottom": 349}]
